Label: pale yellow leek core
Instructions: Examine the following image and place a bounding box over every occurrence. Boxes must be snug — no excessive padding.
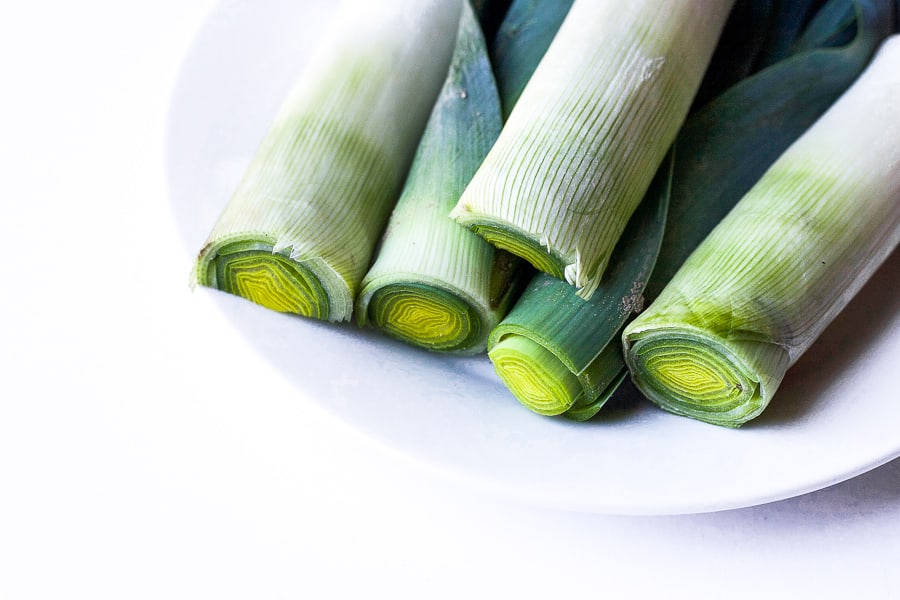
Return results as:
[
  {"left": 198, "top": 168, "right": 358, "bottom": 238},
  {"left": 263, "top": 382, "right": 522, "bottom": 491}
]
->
[
  {"left": 368, "top": 284, "right": 481, "bottom": 351},
  {"left": 489, "top": 335, "right": 582, "bottom": 415},
  {"left": 623, "top": 35, "right": 900, "bottom": 427}
]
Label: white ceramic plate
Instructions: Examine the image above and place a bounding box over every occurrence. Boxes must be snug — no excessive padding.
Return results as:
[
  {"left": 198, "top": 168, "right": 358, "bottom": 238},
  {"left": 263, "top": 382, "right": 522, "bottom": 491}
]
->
[{"left": 166, "top": 0, "right": 900, "bottom": 514}]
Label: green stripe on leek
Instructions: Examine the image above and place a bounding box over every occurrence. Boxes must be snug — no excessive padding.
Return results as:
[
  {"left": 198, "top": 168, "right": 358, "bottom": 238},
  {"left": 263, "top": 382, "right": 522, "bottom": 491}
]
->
[
  {"left": 451, "top": 0, "right": 734, "bottom": 300},
  {"left": 623, "top": 34, "right": 900, "bottom": 427},
  {"left": 192, "top": 0, "right": 462, "bottom": 322},
  {"left": 355, "top": 1, "right": 518, "bottom": 354}
]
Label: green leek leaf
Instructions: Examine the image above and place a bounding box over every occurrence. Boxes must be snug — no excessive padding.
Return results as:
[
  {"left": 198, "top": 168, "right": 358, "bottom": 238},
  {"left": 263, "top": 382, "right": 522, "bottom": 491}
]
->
[
  {"left": 645, "top": 0, "right": 895, "bottom": 303},
  {"left": 490, "top": 0, "right": 574, "bottom": 118},
  {"left": 356, "top": 1, "right": 518, "bottom": 354}
]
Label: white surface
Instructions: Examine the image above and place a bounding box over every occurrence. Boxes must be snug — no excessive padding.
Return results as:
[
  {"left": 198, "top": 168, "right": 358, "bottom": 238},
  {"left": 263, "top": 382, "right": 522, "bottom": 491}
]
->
[
  {"left": 167, "top": 0, "right": 900, "bottom": 514},
  {"left": 1, "top": 2, "right": 899, "bottom": 598}
]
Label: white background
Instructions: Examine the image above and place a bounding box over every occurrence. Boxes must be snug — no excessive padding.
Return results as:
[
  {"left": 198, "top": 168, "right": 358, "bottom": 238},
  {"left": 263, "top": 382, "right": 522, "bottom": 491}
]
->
[{"left": 2, "top": 2, "right": 898, "bottom": 598}]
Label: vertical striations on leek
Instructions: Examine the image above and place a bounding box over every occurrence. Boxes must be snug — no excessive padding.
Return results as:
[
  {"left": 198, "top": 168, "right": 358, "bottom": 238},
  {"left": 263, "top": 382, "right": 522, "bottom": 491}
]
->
[
  {"left": 488, "top": 158, "right": 671, "bottom": 418},
  {"left": 450, "top": 0, "right": 734, "bottom": 300},
  {"left": 192, "top": 0, "right": 462, "bottom": 322},
  {"left": 355, "top": 1, "right": 516, "bottom": 354},
  {"left": 645, "top": 0, "right": 896, "bottom": 304},
  {"left": 623, "top": 34, "right": 900, "bottom": 428},
  {"left": 487, "top": 0, "right": 894, "bottom": 420}
]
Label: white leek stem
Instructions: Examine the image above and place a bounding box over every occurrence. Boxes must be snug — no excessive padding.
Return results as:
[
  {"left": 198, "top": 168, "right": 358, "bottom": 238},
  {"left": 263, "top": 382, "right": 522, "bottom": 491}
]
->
[{"left": 451, "top": 0, "right": 733, "bottom": 299}]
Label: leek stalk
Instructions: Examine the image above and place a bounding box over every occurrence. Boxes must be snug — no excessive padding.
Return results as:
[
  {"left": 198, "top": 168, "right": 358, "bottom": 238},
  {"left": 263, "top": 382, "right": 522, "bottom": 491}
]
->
[
  {"left": 623, "top": 34, "right": 900, "bottom": 427},
  {"left": 450, "top": 0, "right": 734, "bottom": 300},
  {"left": 355, "top": 1, "right": 516, "bottom": 353},
  {"left": 192, "top": 0, "right": 462, "bottom": 322},
  {"left": 487, "top": 0, "right": 893, "bottom": 420},
  {"left": 489, "top": 158, "right": 670, "bottom": 417},
  {"left": 645, "top": 0, "right": 895, "bottom": 303}
]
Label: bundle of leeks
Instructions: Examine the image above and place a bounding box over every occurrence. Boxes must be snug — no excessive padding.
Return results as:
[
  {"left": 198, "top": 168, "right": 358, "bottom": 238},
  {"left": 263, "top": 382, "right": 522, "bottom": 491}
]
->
[
  {"left": 191, "top": 0, "right": 899, "bottom": 428},
  {"left": 488, "top": 0, "right": 895, "bottom": 419}
]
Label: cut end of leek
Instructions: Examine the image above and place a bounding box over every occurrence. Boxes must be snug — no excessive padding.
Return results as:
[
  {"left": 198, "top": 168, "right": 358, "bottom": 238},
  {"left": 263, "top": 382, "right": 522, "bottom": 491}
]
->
[
  {"left": 197, "top": 239, "right": 337, "bottom": 321},
  {"left": 464, "top": 220, "right": 566, "bottom": 280},
  {"left": 625, "top": 328, "right": 788, "bottom": 427},
  {"left": 488, "top": 335, "right": 581, "bottom": 416},
  {"left": 367, "top": 283, "right": 481, "bottom": 352}
]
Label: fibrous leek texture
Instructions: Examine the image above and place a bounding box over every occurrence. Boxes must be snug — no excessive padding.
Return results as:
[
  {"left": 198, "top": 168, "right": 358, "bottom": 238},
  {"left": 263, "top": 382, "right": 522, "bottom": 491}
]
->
[
  {"left": 488, "top": 157, "right": 670, "bottom": 418},
  {"left": 645, "top": 0, "right": 895, "bottom": 304},
  {"left": 480, "top": 0, "right": 660, "bottom": 418},
  {"left": 485, "top": 0, "right": 892, "bottom": 420},
  {"left": 192, "top": 0, "right": 462, "bottom": 322},
  {"left": 623, "top": 35, "right": 900, "bottom": 427},
  {"left": 450, "top": 0, "right": 734, "bottom": 300},
  {"left": 482, "top": 0, "right": 664, "bottom": 418},
  {"left": 356, "top": 1, "right": 515, "bottom": 354}
]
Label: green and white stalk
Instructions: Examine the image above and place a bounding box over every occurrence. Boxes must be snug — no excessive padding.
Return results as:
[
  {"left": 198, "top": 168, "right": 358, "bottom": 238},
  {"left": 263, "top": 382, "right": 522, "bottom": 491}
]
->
[
  {"left": 488, "top": 158, "right": 670, "bottom": 418},
  {"left": 450, "top": 0, "right": 733, "bottom": 300},
  {"left": 355, "top": 1, "right": 516, "bottom": 354},
  {"left": 486, "top": 0, "right": 894, "bottom": 420},
  {"left": 192, "top": 0, "right": 462, "bottom": 322},
  {"left": 482, "top": 0, "right": 666, "bottom": 418},
  {"left": 623, "top": 35, "right": 900, "bottom": 428},
  {"left": 644, "top": 0, "right": 895, "bottom": 304}
]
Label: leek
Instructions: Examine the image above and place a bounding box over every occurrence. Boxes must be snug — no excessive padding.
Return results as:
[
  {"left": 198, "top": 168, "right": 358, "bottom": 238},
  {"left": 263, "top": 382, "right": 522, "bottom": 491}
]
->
[
  {"left": 623, "top": 34, "right": 900, "bottom": 428},
  {"left": 192, "top": 0, "right": 462, "bottom": 322},
  {"left": 355, "top": 1, "right": 517, "bottom": 353},
  {"left": 487, "top": 0, "right": 893, "bottom": 420},
  {"left": 450, "top": 0, "right": 734, "bottom": 299},
  {"left": 488, "top": 158, "right": 670, "bottom": 417}
]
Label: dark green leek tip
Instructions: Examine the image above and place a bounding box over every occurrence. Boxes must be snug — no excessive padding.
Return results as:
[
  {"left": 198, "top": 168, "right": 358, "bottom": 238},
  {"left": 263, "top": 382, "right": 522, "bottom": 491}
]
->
[
  {"left": 488, "top": 335, "right": 581, "bottom": 416},
  {"left": 198, "top": 240, "right": 329, "bottom": 320},
  {"left": 367, "top": 283, "right": 481, "bottom": 352}
]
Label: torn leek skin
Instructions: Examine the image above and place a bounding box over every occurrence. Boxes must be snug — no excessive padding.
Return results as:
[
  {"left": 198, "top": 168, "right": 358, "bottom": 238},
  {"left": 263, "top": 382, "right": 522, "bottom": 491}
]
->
[
  {"left": 356, "top": 2, "right": 516, "bottom": 354},
  {"left": 192, "top": 0, "right": 462, "bottom": 322},
  {"left": 450, "top": 0, "right": 734, "bottom": 300},
  {"left": 623, "top": 35, "right": 900, "bottom": 428}
]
